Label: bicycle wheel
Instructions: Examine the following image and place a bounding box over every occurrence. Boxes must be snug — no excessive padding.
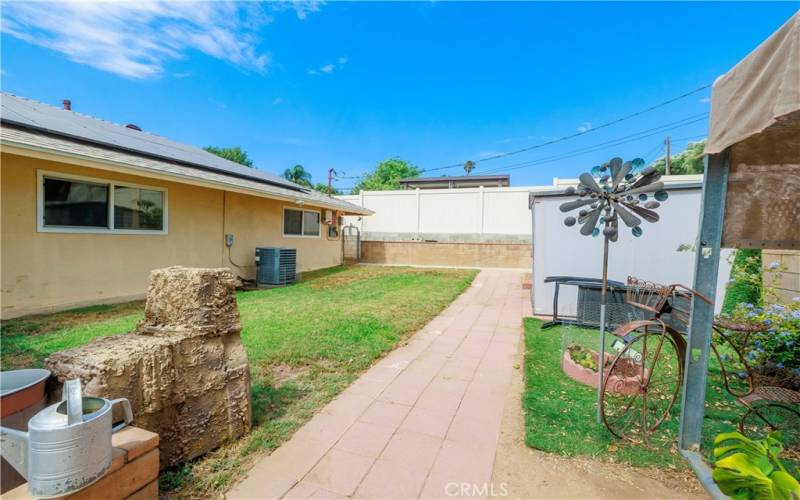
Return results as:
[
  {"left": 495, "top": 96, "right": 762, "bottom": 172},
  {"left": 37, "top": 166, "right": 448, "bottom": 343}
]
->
[
  {"left": 739, "top": 403, "right": 800, "bottom": 451},
  {"left": 601, "top": 325, "right": 683, "bottom": 442}
]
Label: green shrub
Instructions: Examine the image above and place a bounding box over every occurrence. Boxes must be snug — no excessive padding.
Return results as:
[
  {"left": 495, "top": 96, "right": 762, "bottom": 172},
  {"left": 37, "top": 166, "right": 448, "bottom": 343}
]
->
[{"left": 722, "top": 249, "right": 763, "bottom": 315}]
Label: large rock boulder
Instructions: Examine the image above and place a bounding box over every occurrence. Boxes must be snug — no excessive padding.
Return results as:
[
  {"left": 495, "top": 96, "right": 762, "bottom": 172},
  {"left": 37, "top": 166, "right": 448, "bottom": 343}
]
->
[{"left": 45, "top": 267, "right": 251, "bottom": 468}]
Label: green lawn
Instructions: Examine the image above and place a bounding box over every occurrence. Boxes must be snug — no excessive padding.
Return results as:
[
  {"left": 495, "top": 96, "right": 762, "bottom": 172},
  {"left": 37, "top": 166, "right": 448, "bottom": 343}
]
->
[
  {"left": 522, "top": 318, "right": 743, "bottom": 470},
  {"left": 1, "top": 265, "right": 477, "bottom": 497}
]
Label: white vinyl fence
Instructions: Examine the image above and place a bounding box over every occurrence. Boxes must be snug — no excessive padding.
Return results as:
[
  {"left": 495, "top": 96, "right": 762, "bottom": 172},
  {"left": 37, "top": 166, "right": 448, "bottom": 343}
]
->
[{"left": 339, "top": 186, "right": 536, "bottom": 242}]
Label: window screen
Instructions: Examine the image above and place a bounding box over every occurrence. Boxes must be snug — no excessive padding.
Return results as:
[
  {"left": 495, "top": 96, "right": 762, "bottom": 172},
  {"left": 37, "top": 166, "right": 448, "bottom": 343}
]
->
[
  {"left": 114, "top": 186, "right": 165, "bottom": 230},
  {"left": 284, "top": 209, "right": 303, "bottom": 235},
  {"left": 43, "top": 177, "right": 109, "bottom": 228},
  {"left": 303, "top": 211, "right": 320, "bottom": 236}
]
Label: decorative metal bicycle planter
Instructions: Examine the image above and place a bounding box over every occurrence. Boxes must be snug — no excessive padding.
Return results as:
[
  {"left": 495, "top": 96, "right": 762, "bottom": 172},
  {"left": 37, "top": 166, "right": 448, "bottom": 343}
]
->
[
  {"left": 559, "top": 157, "right": 669, "bottom": 422},
  {"left": 710, "top": 319, "right": 800, "bottom": 448},
  {"left": 599, "top": 279, "right": 800, "bottom": 446},
  {"left": 599, "top": 277, "right": 707, "bottom": 442}
]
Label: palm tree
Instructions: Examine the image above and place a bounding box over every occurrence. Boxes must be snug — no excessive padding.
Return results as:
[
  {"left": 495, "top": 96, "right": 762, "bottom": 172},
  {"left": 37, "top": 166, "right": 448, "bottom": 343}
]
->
[
  {"left": 283, "top": 164, "right": 312, "bottom": 187},
  {"left": 463, "top": 160, "right": 475, "bottom": 175}
]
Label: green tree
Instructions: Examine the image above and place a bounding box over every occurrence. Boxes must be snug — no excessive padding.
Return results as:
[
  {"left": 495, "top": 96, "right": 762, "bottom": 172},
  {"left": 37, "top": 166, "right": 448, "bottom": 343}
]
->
[
  {"left": 649, "top": 139, "right": 706, "bottom": 175},
  {"left": 283, "top": 164, "right": 312, "bottom": 187},
  {"left": 203, "top": 146, "right": 253, "bottom": 167},
  {"left": 313, "top": 183, "right": 340, "bottom": 195},
  {"left": 353, "top": 158, "right": 420, "bottom": 193}
]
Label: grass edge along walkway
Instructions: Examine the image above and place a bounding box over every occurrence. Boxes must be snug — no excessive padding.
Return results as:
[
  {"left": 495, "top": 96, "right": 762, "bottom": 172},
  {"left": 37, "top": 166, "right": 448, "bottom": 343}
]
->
[{"left": 1, "top": 265, "right": 478, "bottom": 498}]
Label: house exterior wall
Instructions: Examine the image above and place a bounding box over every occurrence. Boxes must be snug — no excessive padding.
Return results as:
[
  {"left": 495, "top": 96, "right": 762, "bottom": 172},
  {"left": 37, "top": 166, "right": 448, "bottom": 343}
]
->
[{"left": 1, "top": 152, "right": 342, "bottom": 319}]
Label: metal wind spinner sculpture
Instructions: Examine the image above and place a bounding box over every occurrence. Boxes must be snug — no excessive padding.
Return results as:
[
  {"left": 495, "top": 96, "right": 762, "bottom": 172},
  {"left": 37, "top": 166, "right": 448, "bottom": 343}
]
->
[
  {"left": 560, "top": 157, "right": 668, "bottom": 239},
  {"left": 559, "top": 157, "right": 668, "bottom": 422}
]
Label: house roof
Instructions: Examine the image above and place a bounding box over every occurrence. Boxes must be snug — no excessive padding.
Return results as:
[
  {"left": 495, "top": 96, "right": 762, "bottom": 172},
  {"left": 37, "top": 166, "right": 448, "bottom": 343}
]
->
[{"left": 0, "top": 93, "right": 371, "bottom": 215}]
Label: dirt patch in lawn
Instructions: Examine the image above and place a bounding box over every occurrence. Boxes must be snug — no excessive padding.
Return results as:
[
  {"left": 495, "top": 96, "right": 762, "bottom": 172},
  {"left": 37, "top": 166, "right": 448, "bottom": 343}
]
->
[
  {"left": 492, "top": 339, "right": 704, "bottom": 499},
  {"left": 270, "top": 363, "right": 311, "bottom": 385}
]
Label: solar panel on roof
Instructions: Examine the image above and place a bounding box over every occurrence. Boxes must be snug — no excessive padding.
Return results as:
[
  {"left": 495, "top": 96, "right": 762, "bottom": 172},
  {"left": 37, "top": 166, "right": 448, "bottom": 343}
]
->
[{"left": 0, "top": 92, "right": 306, "bottom": 193}]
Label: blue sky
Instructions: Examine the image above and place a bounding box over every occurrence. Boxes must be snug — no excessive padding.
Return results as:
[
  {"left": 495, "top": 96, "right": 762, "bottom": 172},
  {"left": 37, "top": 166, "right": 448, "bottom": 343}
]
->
[{"left": 2, "top": 2, "right": 797, "bottom": 190}]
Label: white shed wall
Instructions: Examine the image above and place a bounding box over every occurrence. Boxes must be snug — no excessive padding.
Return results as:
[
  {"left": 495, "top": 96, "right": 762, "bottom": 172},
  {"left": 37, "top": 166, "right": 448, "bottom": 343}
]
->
[{"left": 531, "top": 186, "right": 733, "bottom": 318}]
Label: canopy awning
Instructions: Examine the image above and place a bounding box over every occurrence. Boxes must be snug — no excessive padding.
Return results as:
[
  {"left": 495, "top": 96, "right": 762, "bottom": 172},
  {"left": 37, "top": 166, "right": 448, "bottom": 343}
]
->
[
  {"left": 706, "top": 11, "right": 800, "bottom": 155},
  {"left": 705, "top": 11, "right": 800, "bottom": 249}
]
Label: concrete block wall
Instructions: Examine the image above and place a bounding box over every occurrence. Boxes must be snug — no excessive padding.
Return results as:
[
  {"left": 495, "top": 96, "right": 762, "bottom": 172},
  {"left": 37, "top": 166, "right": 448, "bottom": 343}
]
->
[{"left": 360, "top": 241, "right": 531, "bottom": 269}]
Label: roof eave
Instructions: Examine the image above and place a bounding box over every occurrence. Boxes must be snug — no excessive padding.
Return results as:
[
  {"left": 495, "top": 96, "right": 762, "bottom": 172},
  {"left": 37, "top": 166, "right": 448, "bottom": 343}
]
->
[{"left": 0, "top": 137, "right": 373, "bottom": 216}]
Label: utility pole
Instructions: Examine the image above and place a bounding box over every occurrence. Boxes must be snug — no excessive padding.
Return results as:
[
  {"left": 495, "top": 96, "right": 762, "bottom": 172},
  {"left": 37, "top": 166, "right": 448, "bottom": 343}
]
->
[
  {"left": 327, "top": 168, "right": 335, "bottom": 197},
  {"left": 665, "top": 136, "right": 671, "bottom": 176}
]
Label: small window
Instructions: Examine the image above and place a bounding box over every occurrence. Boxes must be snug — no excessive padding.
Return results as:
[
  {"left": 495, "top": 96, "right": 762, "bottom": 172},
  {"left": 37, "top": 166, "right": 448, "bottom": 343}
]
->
[
  {"left": 114, "top": 186, "right": 165, "bottom": 230},
  {"left": 43, "top": 177, "right": 109, "bottom": 228},
  {"left": 283, "top": 208, "right": 320, "bottom": 237}
]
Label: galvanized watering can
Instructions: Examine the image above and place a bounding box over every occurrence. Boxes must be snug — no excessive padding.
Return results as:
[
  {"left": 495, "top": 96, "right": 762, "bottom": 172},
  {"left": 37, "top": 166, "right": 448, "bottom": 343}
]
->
[{"left": 0, "top": 379, "right": 133, "bottom": 498}]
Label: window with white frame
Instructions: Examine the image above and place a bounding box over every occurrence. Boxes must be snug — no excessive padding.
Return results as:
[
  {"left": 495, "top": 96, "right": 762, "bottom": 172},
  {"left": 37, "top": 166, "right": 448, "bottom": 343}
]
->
[
  {"left": 283, "top": 208, "right": 320, "bottom": 237},
  {"left": 38, "top": 171, "right": 167, "bottom": 233}
]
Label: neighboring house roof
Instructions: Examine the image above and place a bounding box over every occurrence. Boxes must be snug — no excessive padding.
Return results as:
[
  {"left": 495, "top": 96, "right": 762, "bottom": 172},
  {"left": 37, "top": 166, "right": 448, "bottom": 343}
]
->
[
  {"left": 399, "top": 174, "right": 510, "bottom": 189},
  {"left": 0, "top": 93, "right": 371, "bottom": 215}
]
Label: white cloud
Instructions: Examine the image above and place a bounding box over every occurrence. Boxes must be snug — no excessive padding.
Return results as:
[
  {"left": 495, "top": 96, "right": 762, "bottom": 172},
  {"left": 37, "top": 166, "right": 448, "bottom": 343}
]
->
[
  {"left": 699, "top": 97, "right": 711, "bottom": 103},
  {"left": 577, "top": 122, "right": 593, "bottom": 133},
  {"left": 308, "top": 56, "right": 348, "bottom": 76},
  {"left": 272, "top": 97, "right": 283, "bottom": 105},
  {"left": 271, "top": 1, "right": 323, "bottom": 20},
  {"left": 0, "top": 1, "right": 288, "bottom": 79}
]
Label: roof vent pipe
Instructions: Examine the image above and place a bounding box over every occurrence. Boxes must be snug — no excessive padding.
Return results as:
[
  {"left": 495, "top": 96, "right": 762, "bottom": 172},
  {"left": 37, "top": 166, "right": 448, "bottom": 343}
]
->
[{"left": 62, "top": 99, "right": 71, "bottom": 111}]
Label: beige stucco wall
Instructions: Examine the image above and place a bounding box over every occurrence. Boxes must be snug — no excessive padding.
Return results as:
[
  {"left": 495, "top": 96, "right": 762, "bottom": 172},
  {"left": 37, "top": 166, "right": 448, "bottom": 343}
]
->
[
  {"left": 763, "top": 249, "right": 800, "bottom": 305},
  {"left": 1, "top": 152, "right": 343, "bottom": 319}
]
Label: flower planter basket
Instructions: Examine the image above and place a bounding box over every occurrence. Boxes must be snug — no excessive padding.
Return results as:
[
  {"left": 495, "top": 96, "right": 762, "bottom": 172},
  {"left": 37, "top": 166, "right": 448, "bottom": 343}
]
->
[{"left": 561, "top": 350, "right": 646, "bottom": 395}]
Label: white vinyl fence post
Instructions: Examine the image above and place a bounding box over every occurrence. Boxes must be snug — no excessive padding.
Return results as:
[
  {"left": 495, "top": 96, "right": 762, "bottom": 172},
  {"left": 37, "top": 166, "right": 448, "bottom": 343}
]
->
[
  {"left": 415, "top": 188, "right": 421, "bottom": 238},
  {"left": 479, "top": 185, "right": 485, "bottom": 236},
  {"left": 359, "top": 191, "right": 365, "bottom": 234}
]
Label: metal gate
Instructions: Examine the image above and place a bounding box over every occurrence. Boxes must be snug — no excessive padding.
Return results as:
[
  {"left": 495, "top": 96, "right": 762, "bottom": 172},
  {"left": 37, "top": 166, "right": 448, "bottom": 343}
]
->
[{"left": 342, "top": 225, "right": 360, "bottom": 262}]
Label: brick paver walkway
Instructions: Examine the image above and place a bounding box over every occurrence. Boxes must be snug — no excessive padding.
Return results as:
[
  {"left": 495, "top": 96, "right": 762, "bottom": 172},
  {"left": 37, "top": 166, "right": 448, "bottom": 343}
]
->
[{"left": 229, "top": 270, "right": 530, "bottom": 499}]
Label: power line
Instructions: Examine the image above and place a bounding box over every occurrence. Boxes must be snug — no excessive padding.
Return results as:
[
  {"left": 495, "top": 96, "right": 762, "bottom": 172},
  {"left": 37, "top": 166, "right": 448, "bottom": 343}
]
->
[
  {"left": 420, "top": 83, "right": 712, "bottom": 173},
  {"left": 642, "top": 142, "right": 665, "bottom": 163},
  {"left": 332, "top": 83, "right": 711, "bottom": 180},
  {"left": 477, "top": 113, "right": 707, "bottom": 174},
  {"left": 476, "top": 114, "right": 708, "bottom": 175},
  {"left": 670, "top": 133, "right": 707, "bottom": 142}
]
